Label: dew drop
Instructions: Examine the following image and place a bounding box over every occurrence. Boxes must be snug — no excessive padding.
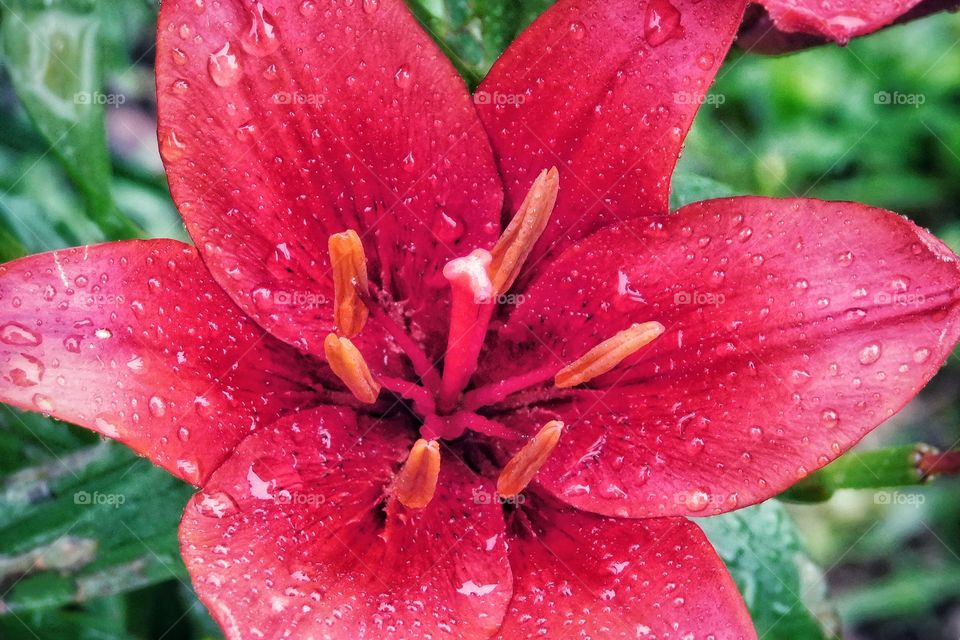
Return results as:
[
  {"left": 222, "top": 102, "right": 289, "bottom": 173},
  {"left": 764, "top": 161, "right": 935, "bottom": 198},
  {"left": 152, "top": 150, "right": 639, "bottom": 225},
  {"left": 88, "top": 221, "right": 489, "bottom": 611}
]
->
[
  {"left": 32, "top": 393, "right": 54, "bottom": 413},
  {"left": 858, "top": 342, "right": 881, "bottom": 365},
  {"left": 196, "top": 490, "right": 239, "bottom": 518},
  {"left": 0, "top": 322, "right": 41, "bottom": 346},
  {"left": 685, "top": 489, "right": 710, "bottom": 512},
  {"left": 94, "top": 414, "right": 121, "bottom": 438},
  {"left": 569, "top": 21, "right": 586, "bottom": 40},
  {"left": 362, "top": 0, "right": 379, "bottom": 14},
  {"left": 208, "top": 42, "right": 241, "bottom": 87},
  {"left": 836, "top": 250, "right": 854, "bottom": 267},
  {"left": 913, "top": 347, "right": 931, "bottom": 363},
  {"left": 8, "top": 353, "right": 44, "bottom": 387},
  {"left": 393, "top": 64, "right": 412, "bottom": 90},
  {"left": 299, "top": 0, "right": 316, "bottom": 16},
  {"left": 251, "top": 286, "right": 274, "bottom": 310},
  {"left": 644, "top": 0, "right": 681, "bottom": 47},
  {"left": 820, "top": 409, "right": 839, "bottom": 429},
  {"left": 148, "top": 395, "right": 167, "bottom": 418},
  {"left": 159, "top": 129, "right": 188, "bottom": 162},
  {"left": 401, "top": 151, "right": 416, "bottom": 172},
  {"left": 240, "top": 3, "right": 281, "bottom": 57}
]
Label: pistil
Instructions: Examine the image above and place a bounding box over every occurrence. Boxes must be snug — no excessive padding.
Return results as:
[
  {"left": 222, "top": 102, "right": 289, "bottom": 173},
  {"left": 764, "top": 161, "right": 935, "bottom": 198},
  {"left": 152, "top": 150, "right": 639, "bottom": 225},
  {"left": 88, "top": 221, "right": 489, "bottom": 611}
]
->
[
  {"left": 395, "top": 439, "right": 441, "bottom": 509},
  {"left": 436, "top": 249, "right": 496, "bottom": 414},
  {"left": 323, "top": 333, "right": 381, "bottom": 403},
  {"left": 329, "top": 229, "right": 369, "bottom": 338},
  {"left": 554, "top": 321, "right": 665, "bottom": 388},
  {"left": 497, "top": 421, "right": 564, "bottom": 498}
]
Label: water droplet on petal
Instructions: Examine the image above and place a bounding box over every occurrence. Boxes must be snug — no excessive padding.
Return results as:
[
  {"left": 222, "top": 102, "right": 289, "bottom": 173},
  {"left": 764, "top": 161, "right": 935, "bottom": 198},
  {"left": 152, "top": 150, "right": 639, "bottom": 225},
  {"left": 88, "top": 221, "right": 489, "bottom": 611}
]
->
[
  {"left": 836, "top": 250, "right": 854, "bottom": 267},
  {"left": 8, "top": 353, "right": 44, "bottom": 387},
  {"left": 32, "top": 393, "right": 54, "bottom": 413},
  {"left": 394, "top": 64, "right": 412, "bottom": 90},
  {"left": 685, "top": 489, "right": 710, "bottom": 512},
  {"left": 148, "top": 395, "right": 167, "bottom": 417},
  {"left": 401, "top": 151, "right": 416, "bottom": 172},
  {"left": 362, "top": 0, "right": 379, "bottom": 14},
  {"left": 569, "top": 21, "right": 586, "bottom": 40},
  {"left": 644, "top": 0, "right": 681, "bottom": 47},
  {"left": 159, "top": 129, "right": 188, "bottom": 162},
  {"left": 240, "top": 3, "right": 281, "bottom": 57},
  {"left": 208, "top": 42, "right": 241, "bottom": 87},
  {"left": 913, "top": 347, "right": 931, "bottom": 363},
  {"left": 299, "top": 0, "right": 316, "bottom": 16},
  {"left": 820, "top": 409, "right": 839, "bottom": 429},
  {"left": 94, "top": 413, "right": 121, "bottom": 438},
  {"left": 858, "top": 342, "right": 881, "bottom": 365},
  {"left": 0, "top": 322, "right": 41, "bottom": 346},
  {"left": 196, "top": 490, "right": 239, "bottom": 518}
]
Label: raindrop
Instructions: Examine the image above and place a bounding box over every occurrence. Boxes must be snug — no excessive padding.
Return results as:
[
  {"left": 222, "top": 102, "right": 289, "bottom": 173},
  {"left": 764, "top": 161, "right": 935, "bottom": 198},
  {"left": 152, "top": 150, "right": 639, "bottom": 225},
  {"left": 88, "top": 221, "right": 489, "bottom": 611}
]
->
[
  {"left": 148, "top": 396, "right": 167, "bottom": 417},
  {"left": 433, "top": 212, "right": 464, "bottom": 243},
  {"left": 8, "top": 353, "right": 44, "bottom": 387},
  {"left": 94, "top": 414, "right": 121, "bottom": 438},
  {"left": 0, "top": 322, "right": 41, "bottom": 346},
  {"left": 685, "top": 489, "right": 710, "bottom": 512},
  {"left": 208, "top": 43, "right": 241, "bottom": 87},
  {"left": 644, "top": 0, "right": 681, "bottom": 47},
  {"left": 401, "top": 151, "right": 416, "bottom": 172},
  {"left": 63, "top": 335, "right": 83, "bottom": 353},
  {"left": 251, "top": 286, "right": 274, "bottom": 310},
  {"left": 240, "top": 3, "right": 281, "bottom": 57},
  {"left": 836, "top": 250, "right": 854, "bottom": 267},
  {"left": 858, "top": 342, "right": 881, "bottom": 366},
  {"left": 362, "top": 0, "right": 379, "bottom": 14},
  {"left": 196, "top": 491, "right": 240, "bottom": 518},
  {"left": 913, "top": 347, "right": 931, "bottom": 363},
  {"left": 820, "top": 409, "right": 839, "bottom": 429},
  {"left": 159, "top": 129, "right": 188, "bottom": 162},
  {"left": 394, "top": 64, "right": 412, "bottom": 90},
  {"left": 299, "top": 0, "right": 316, "bottom": 16},
  {"left": 32, "top": 393, "right": 54, "bottom": 413},
  {"left": 569, "top": 21, "right": 586, "bottom": 40}
]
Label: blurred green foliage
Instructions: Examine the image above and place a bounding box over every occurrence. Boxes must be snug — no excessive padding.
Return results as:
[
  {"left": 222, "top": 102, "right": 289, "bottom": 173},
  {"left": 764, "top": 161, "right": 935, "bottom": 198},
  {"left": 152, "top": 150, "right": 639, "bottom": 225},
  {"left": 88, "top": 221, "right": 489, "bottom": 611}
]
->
[{"left": 0, "top": 0, "right": 958, "bottom": 638}]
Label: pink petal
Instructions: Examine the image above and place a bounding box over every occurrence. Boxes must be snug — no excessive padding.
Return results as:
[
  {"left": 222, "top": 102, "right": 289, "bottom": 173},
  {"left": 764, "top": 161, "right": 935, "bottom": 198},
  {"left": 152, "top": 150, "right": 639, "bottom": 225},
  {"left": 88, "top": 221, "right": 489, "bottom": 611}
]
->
[
  {"left": 755, "top": 0, "right": 924, "bottom": 45},
  {"left": 499, "top": 494, "right": 755, "bottom": 639},
  {"left": 181, "top": 406, "right": 513, "bottom": 639},
  {"left": 485, "top": 197, "right": 960, "bottom": 517},
  {"left": 156, "top": 0, "right": 503, "bottom": 363},
  {"left": 0, "top": 241, "right": 314, "bottom": 485},
  {"left": 476, "top": 0, "right": 747, "bottom": 269}
]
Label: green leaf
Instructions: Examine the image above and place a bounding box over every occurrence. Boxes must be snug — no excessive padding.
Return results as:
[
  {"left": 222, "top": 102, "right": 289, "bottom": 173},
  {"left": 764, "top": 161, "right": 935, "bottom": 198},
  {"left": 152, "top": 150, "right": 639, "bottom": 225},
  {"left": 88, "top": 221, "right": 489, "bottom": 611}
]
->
[
  {"left": 698, "top": 501, "right": 837, "bottom": 640},
  {"left": 669, "top": 171, "right": 740, "bottom": 210},
  {"left": 0, "top": 442, "right": 194, "bottom": 614},
  {"left": 0, "top": 0, "right": 140, "bottom": 238}
]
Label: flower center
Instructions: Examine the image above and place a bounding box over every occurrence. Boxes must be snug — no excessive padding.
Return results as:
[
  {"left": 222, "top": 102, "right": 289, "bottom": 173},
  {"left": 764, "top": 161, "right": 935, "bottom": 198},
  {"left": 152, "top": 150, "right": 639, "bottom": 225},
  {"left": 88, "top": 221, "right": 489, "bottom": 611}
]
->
[{"left": 322, "top": 168, "right": 664, "bottom": 508}]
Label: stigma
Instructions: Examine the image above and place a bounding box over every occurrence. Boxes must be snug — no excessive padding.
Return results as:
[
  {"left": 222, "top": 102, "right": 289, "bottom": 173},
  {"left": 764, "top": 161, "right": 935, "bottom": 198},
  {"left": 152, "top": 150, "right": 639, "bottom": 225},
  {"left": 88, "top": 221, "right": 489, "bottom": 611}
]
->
[
  {"left": 329, "top": 229, "right": 369, "bottom": 338},
  {"left": 555, "top": 321, "right": 665, "bottom": 388},
  {"left": 323, "top": 333, "right": 381, "bottom": 403},
  {"left": 497, "top": 421, "right": 564, "bottom": 498},
  {"left": 396, "top": 439, "right": 441, "bottom": 509}
]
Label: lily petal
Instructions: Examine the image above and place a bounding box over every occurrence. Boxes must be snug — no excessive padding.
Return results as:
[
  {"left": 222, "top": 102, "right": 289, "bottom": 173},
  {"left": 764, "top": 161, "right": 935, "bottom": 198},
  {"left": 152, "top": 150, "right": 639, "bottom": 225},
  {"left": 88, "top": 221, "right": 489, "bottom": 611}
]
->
[
  {"left": 476, "top": 0, "right": 747, "bottom": 271},
  {"left": 181, "top": 406, "right": 513, "bottom": 640},
  {"left": 498, "top": 493, "right": 755, "bottom": 639},
  {"left": 156, "top": 0, "right": 503, "bottom": 363},
  {"left": 741, "top": 0, "right": 954, "bottom": 52},
  {"left": 0, "top": 240, "right": 315, "bottom": 485},
  {"left": 485, "top": 197, "right": 960, "bottom": 517}
]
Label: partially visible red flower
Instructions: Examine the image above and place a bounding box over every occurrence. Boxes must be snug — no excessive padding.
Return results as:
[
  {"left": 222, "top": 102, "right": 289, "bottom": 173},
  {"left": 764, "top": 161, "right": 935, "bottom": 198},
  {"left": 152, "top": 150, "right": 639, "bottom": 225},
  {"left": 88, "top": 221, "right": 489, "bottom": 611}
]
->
[
  {"left": 2, "top": 0, "right": 960, "bottom": 638},
  {"left": 740, "top": 0, "right": 960, "bottom": 53}
]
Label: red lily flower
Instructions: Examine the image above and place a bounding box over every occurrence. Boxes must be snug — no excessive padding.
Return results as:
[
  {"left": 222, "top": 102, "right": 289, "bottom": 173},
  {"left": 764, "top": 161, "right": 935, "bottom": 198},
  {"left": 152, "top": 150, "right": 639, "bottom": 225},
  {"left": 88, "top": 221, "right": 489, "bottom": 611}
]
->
[
  {"left": 741, "top": 0, "right": 959, "bottom": 53},
  {"left": 2, "top": 0, "right": 960, "bottom": 638}
]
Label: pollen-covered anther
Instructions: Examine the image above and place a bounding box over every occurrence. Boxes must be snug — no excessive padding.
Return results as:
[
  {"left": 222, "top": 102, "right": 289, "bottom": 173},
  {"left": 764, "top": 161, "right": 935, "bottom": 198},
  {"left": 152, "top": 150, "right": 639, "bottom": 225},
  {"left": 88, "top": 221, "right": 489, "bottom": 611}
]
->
[
  {"left": 396, "top": 439, "right": 441, "bottom": 509},
  {"left": 488, "top": 167, "right": 559, "bottom": 295},
  {"left": 323, "top": 333, "right": 381, "bottom": 404},
  {"left": 497, "top": 420, "right": 564, "bottom": 498},
  {"left": 329, "top": 229, "right": 369, "bottom": 338},
  {"left": 554, "top": 321, "right": 665, "bottom": 389}
]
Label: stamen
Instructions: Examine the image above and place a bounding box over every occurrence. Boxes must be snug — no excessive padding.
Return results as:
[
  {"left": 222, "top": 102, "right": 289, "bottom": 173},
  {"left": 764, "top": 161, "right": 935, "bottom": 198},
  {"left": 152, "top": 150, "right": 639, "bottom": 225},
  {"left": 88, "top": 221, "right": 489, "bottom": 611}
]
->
[
  {"left": 488, "top": 167, "right": 559, "bottom": 295},
  {"left": 323, "top": 333, "right": 381, "bottom": 403},
  {"left": 329, "top": 229, "right": 369, "bottom": 337},
  {"left": 554, "top": 321, "right": 665, "bottom": 389},
  {"left": 436, "top": 249, "right": 496, "bottom": 414},
  {"left": 396, "top": 439, "right": 441, "bottom": 509},
  {"left": 497, "top": 421, "right": 564, "bottom": 498}
]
